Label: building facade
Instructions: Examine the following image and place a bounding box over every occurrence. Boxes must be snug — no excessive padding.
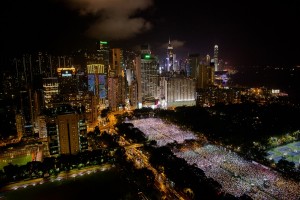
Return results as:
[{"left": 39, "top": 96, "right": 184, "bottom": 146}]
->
[
  {"left": 136, "top": 44, "right": 160, "bottom": 106},
  {"left": 160, "top": 75, "right": 196, "bottom": 108},
  {"left": 45, "top": 105, "right": 88, "bottom": 156}
]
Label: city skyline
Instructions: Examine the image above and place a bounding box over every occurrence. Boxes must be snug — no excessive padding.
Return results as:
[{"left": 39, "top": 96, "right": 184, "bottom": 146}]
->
[
  {"left": 1, "top": 2, "right": 300, "bottom": 198},
  {"left": 1, "top": 0, "right": 300, "bottom": 66}
]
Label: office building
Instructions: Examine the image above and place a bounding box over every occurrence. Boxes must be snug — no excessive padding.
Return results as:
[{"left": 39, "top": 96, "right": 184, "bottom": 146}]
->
[
  {"left": 135, "top": 44, "right": 160, "bottom": 106},
  {"left": 43, "top": 77, "right": 59, "bottom": 109},
  {"left": 108, "top": 48, "right": 126, "bottom": 110},
  {"left": 214, "top": 45, "right": 219, "bottom": 71},
  {"left": 46, "top": 105, "right": 87, "bottom": 156},
  {"left": 160, "top": 75, "right": 196, "bottom": 108}
]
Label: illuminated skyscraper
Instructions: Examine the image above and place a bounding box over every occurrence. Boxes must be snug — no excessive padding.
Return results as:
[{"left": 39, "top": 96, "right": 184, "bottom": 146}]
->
[
  {"left": 166, "top": 38, "right": 174, "bottom": 72},
  {"left": 19, "top": 88, "right": 35, "bottom": 137},
  {"left": 108, "top": 48, "right": 125, "bottom": 110},
  {"left": 135, "top": 44, "right": 159, "bottom": 106},
  {"left": 110, "top": 48, "right": 123, "bottom": 77},
  {"left": 188, "top": 53, "right": 201, "bottom": 79},
  {"left": 94, "top": 41, "right": 109, "bottom": 107},
  {"left": 87, "top": 63, "right": 107, "bottom": 107},
  {"left": 206, "top": 54, "right": 211, "bottom": 64},
  {"left": 46, "top": 105, "right": 87, "bottom": 155},
  {"left": 56, "top": 113, "right": 80, "bottom": 155},
  {"left": 214, "top": 45, "right": 219, "bottom": 71},
  {"left": 15, "top": 114, "right": 25, "bottom": 140},
  {"left": 97, "top": 41, "right": 110, "bottom": 67},
  {"left": 188, "top": 54, "right": 214, "bottom": 89},
  {"left": 107, "top": 77, "right": 119, "bottom": 110},
  {"left": 57, "top": 67, "right": 78, "bottom": 95}
]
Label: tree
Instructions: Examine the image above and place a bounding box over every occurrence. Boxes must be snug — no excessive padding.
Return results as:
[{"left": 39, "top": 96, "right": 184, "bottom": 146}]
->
[
  {"left": 100, "top": 108, "right": 109, "bottom": 118},
  {"left": 3, "top": 163, "right": 19, "bottom": 181},
  {"left": 42, "top": 157, "right": 56, "bottom": 175},
  {"left": 277, "top": 158, "right": 295, "bottom": 174},
  {"left": 94, "top": 126, "right": 100, "bottom": 135}
]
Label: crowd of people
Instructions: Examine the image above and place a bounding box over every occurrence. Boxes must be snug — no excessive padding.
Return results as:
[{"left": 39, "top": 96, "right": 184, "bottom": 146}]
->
[
  {"left": 129, "top": 118, "right": 300, "bottom": 200},
  {"left": 130, "top": 118, "right": 197, "bottom": 146},
  {"left": 175, "top": 145, "right": 300, "bottom": 199}
]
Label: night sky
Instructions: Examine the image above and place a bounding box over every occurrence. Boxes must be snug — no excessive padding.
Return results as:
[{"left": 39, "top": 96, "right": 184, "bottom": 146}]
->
[{"left": 1, "top": 0, "right": 300, "bottom": 66}]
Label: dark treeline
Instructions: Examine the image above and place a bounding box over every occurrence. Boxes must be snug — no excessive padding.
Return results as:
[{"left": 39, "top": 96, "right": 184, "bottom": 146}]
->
[
  {"left": 155, "top": 103, "right": 300, "bottom": 150},
  {"left": 0, "top": 149, "right": 112, "bottom": 188}
]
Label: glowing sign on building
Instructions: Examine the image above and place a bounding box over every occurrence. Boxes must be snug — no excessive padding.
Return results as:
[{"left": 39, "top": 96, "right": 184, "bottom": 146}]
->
[
  {"left": 142, "top": 54, "right": 151, "bottom": 59},
  {"left": 87, "top": 74, "right": 107, "bottom": 98},
  {"left": 87, "top": 64, "right": 105, "bottom": 74},
  {"left": 87, "top": 63, "right": 107, "bottom": 99},
  {"left": 57, "top": 67, "right": 76, "bottom": 77},
  {"left": 100, "top": 41, "right": 108, "bottom": 44},
  {"left": 88, "top": 75, "right": 95, "bottom": 93}
]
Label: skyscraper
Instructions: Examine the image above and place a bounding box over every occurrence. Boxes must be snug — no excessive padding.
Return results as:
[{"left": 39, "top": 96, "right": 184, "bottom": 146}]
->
[
  {"left": 166, "top": 38, "right": 174, "bottom": 72},
  {"left": 188, "top": 54, "right": 214, "bottom": 89},
  {"left": 46, "top": 105, "right": 87, "bottom": 155},
  {"left": 123, "top": 50, "right": 138, "bottom": 109},
  {"left": 188, "top": 53, "right": 201, "bottom": 79},
  {"left": 110, "top": 48, "right": 123, "bottom": 77},
  {"left": 136, "top": 44, "right": 159, "bottom": 106},
  {"left": 214, "top": 45, "right": 219, "bottom": 71},
  {"left": 98, "top": 41, "right": 109, "bottom": 106},
  {"left": 108, "top": 48, "right": 126, "bottom": 110},
  {"left": 97, "top": 41, "right": 110, "bottom": 67},
  {"left": 57, "top": 113, "right": 80, "bottom": 155}
]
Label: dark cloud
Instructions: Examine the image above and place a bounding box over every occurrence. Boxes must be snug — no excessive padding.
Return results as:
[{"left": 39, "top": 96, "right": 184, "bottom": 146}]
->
[
  {"left": 65, "top": 0, "right": 154, "bottom": 40},
  {"left": 1, "top": 0, "right": 299, "bottom": 66},
  {"left": 85, "top": 16, "right": 152, "bottom": 40}
]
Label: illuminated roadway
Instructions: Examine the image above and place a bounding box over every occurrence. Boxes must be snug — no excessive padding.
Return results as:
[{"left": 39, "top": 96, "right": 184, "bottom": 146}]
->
[
  {"left": 81, "top": 110, "right": 189, "bottom": 199},
  {"left": 105, "top": 110, "right": 189, "bottom": 200},
  {"left": 120, "top": 141, "right": 187, "bottom": 200},
  {"left": 0, "top": 164, "right": 112, "bottom": 194}
]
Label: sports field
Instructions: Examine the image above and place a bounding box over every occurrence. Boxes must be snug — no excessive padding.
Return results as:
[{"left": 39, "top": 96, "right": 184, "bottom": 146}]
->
[
  {"left": 0, "top": 154, "right": 33, "bottom": 170},
  {"left": 266, "top": 141, "right": 300, "bottom": 166}
]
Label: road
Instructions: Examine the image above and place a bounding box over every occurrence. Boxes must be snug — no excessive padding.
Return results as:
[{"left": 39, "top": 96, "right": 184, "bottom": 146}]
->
[
  {"left": 0, "top": 164, "right": 112, "bottom": 194},
  {"left": 120, "top": 140, "right": 187, "bottom": 200},
  {"left": 90, "top": 110, "right": 189, "bottom": 199}
]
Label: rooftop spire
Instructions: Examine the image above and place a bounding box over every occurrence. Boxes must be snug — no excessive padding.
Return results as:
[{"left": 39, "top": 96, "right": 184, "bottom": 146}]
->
[{"left": 167, "top": 37, "right": 173, "bottom": 50}]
